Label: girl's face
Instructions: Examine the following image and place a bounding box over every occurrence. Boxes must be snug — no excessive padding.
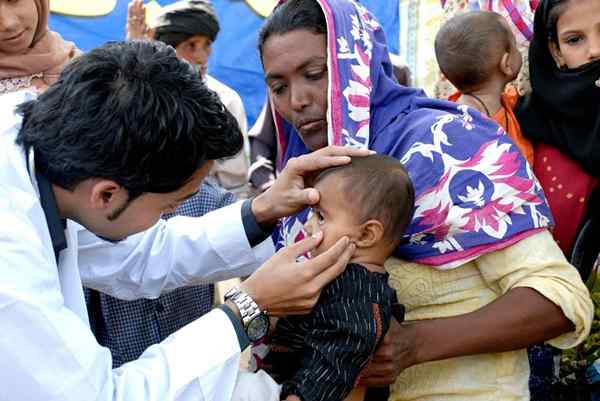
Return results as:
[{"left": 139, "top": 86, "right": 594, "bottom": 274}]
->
[
  {"left": 0, "top": 0, "right": 39, "bottom": 55},
  {"left": 549, "top": 0, "right": 600, "bottom": 69}
]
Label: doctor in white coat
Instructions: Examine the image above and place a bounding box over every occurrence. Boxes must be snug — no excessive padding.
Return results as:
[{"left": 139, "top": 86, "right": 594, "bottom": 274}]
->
[{"left": 0, "top": 40, "right": 369, "bottom": 401}]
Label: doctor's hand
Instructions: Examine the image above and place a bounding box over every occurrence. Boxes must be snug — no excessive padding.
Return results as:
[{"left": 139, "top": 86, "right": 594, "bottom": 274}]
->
[
  {"left": 240, "top": 232, "right": 355, "bottom": 316},
  {"left": 251, "top": 146, "right": 374, "bottom": 226}
]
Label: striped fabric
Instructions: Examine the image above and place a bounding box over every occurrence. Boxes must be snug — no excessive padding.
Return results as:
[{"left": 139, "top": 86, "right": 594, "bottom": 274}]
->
[
  {"left": 263, "top": 264, "right": 397, "bottom": 401},
  {"left": 85, "top": 178, "right": 235, "bottom": 368}
]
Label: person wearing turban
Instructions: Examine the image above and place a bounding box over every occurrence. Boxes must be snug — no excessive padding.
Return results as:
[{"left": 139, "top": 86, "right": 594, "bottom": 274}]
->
[{"left": 127, "top": 0, "right": 250, "bottom": 194}]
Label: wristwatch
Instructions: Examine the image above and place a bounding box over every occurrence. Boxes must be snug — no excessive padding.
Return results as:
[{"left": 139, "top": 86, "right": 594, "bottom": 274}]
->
[{"left": 224, "top": 287, "right": 270, "bottom": 342}]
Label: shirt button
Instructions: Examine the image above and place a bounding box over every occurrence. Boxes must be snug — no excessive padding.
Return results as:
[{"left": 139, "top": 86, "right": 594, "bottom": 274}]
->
[{"left": 155, "top": 302, "right": 165, "bottom": 313}]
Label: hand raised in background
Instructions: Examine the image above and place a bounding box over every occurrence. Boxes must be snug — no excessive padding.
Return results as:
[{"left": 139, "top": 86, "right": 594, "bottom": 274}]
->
[{"left": 126, "top": 0, "right": 149, "bottom": 40}]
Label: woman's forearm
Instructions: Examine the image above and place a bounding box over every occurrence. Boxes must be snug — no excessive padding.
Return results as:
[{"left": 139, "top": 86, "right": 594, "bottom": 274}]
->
[{"left": 413, "top": 287, "right": 574, "bottom": 364}]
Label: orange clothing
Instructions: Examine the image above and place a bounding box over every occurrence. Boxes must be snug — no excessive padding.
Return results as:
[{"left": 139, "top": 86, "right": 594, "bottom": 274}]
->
[{"left": 449, "top": 88, "right": 534, "bottom": 165}]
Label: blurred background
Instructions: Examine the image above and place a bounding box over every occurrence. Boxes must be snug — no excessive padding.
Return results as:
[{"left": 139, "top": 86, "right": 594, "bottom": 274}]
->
[{"left": 48, "top": 0, "right": 401, "bottom": 128}]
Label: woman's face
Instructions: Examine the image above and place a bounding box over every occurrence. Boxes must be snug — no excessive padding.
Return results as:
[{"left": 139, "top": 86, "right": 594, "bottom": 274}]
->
[
  {"left": 0, "top": 0, "right": 38, "bottom": 54},
  {"left": 261, "top": 29, "right": 329, "bottom": 151},
  {"left": 549, "top": 0, "right": 600, "bottom": 69}
]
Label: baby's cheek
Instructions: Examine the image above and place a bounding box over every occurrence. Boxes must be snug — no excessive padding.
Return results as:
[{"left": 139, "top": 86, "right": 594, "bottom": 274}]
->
[{"left": 310, "top": 240, "right": 328, "bottom": 259}]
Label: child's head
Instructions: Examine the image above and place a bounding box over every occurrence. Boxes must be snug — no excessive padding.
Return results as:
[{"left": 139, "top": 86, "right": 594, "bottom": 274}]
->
[
  {"left": 435, "top": 11, "right": 522, "bottom": 92},
  {"left": 304, "top": 155, "right": 414, "bottom": 262},
  {"left": 151, "top": 0, "right": 220, "bottom": 77},
  {"left": 545, "top": 0, "right": 600, "bottom": 70}
]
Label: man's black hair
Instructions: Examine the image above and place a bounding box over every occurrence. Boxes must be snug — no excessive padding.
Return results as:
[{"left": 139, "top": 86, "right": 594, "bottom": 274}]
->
[
  {"left": 315, "top": 155, "right": 415, "bottom": 249},
  {"left": 258, "top": 0, "right": 327, "bottom": 57},
  {"left": 435, "top": 11, "right": 513, "bottom": 91},
  {"left": 16, "top": 40, "right": 242, "bottom": 200}
]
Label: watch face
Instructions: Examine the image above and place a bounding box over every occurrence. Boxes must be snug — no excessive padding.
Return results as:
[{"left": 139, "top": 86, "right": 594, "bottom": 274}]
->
[{"left": 247, "top": 314, "right": 270, "bottom": 342}]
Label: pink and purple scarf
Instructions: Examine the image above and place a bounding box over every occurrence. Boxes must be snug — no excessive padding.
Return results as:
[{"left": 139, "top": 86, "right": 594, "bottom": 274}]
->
[{"left": 273, "top": 0, "right": 552, "bottom": 269}]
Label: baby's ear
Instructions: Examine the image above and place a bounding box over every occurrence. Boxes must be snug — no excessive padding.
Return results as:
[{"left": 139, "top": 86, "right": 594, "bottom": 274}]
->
[
  {"left": 355, "top": 220, "right": 385, "bottom": 248},
  {"left": 499, "top": 51, "right": 514, "bottom": 77}
]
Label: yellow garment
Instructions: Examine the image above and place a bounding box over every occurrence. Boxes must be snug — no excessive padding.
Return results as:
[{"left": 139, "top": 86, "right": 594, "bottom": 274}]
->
[{"left": 386, "top": 230, "right": 593, "bottom": 401}]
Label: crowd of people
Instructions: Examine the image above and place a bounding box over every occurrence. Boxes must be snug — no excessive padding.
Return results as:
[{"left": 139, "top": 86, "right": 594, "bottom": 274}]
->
[{"left": 0, "top": 0, "right": 598, "bottom": 400}]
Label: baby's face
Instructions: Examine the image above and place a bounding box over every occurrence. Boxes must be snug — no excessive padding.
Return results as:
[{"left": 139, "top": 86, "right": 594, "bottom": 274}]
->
[{"left": 304, "top": 174, "right": 362, "bottom": 257}]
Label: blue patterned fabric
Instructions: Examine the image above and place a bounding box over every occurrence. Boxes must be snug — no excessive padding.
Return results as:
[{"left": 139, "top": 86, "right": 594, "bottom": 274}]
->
[{"left": 85, "top": 178, "right": 235, "bottom": 368}]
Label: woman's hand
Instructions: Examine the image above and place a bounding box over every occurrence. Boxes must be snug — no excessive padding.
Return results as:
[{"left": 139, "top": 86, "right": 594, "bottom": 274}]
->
[
  {"left": 241, "top": 232, "right": 355, "bottom": 316},
  {"left": 359, "top": 319, "right": 419, "bottom": 386},
  {"left": 126, "top": 0, "right": 148, "bottom": 40},
  {"left": 359, "top": 287, "right": 575, "bottom": 387}
]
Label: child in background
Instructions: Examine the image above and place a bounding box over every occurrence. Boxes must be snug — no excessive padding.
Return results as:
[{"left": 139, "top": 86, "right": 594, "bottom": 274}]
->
[
  {"left": 235, "top": 155, "right": 414, "bottom": 401},
  {"left": 435, "top": 11, "right": 535, "bottom": 166}
]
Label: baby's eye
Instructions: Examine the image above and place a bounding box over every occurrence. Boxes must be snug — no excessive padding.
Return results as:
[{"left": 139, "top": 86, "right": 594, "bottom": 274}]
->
[{"left": 316, "top": 210, "right": 325, "bottom": 225}]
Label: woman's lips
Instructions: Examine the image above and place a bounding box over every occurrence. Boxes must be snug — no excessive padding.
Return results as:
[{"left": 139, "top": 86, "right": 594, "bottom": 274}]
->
[
  {"left": 298, "top": 119, "right": 326, "bottom": 134},
  {"left": 4, "top": 30, "right": 26, "bottom": 42}
]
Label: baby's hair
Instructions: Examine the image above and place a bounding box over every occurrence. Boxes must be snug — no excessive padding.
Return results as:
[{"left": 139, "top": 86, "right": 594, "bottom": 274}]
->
[
  {"left": 435, "top": 11, "right": 514, "bottom": 91},
  {"left": 314, "top": 154, "right": 415, "bottom": 249}
]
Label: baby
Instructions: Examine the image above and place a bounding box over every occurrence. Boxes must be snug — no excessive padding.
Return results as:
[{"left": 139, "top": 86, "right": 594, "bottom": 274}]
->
[
  {"left": 237, "top": 154, "right": 415, "bottom": 401},
  {"left": 435, "top": 10, "right": 534, "bottom": 165}
]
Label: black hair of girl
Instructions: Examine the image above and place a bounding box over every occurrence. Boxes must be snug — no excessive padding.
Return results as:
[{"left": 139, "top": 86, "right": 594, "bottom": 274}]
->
[
  {"left": 545, "top": 0, "right": 570, "bottom": 43},
  {"left": 258, "top": 0, "right": 327, "bottom": 57}
]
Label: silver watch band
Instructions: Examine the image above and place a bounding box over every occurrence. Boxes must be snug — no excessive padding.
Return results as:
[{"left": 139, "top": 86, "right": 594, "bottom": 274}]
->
[{"left": 224, "top": 287, "right": 262, "bottom": 327}]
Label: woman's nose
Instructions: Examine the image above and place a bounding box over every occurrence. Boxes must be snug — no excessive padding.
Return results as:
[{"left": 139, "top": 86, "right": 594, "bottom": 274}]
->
[
  {"left": 290, "top": 85, "right": 311, "bottom": 112},
  {"left": 0, "top": 7, "right": 19, "bottom": 32}
]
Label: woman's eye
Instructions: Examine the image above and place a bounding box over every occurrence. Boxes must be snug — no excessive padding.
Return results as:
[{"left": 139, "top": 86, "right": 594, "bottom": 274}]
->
[
  {"left": 306, "top": 69, "right": 326, "bottom": 81},
  {"left": 317, "top": 211, "right": 325, "bottom": 224},
  {"left": 271, "top": 84, "right": 286, "bottom": 95}
]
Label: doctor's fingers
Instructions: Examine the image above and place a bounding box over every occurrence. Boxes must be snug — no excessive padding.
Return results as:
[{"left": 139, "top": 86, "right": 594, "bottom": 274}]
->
[
  {"left": 301, "top": 236, "right": 355, "bottom": 286},
  {"left": 285, "top": 146, "right": 373, "bottom": 177},
  {"left": 280, "top": 231, "right": 324, "bottom": 259},
  {"left": 266, "top": 237, "right": 354, "bottom": 315}
]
